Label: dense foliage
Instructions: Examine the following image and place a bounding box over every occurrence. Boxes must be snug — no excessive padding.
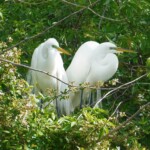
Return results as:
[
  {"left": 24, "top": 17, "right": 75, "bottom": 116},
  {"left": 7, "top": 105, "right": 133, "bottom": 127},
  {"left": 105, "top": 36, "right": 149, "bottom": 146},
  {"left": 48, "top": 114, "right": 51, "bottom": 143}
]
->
[{"left": 0, "top": 0, "right": 150, "bottom": 149}]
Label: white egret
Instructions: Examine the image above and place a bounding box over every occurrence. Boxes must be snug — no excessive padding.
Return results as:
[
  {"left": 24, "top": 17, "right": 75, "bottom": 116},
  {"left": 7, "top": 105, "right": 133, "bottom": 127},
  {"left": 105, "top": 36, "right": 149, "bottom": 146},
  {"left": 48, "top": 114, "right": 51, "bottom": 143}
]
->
[
  {"left": 66, "top": 41, "right": 134, "bottom": 110},
  {"left": 28, "top": 38, "right": 72, "bottom": 115}
]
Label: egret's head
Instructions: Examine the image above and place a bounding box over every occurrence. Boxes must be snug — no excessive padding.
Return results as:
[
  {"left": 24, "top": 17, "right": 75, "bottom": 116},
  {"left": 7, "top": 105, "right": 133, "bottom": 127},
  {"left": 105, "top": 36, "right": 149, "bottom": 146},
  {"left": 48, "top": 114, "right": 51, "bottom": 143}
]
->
[
  {"left": 45, "top": 38, "right": 59, "bottom": 48},
  {"left": 100, "top": 42, "right": 135, "bottom": 54},
  {"left": 44, "top": 38, "right": 71, "bottom": 55}
]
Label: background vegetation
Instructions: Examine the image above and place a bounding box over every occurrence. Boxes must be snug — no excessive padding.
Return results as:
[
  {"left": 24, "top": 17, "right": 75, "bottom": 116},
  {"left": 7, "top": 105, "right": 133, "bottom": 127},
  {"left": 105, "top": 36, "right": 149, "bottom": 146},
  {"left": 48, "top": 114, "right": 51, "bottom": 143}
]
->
[{"left": 0, "top": 0, "right": 150, "bottom": 149}]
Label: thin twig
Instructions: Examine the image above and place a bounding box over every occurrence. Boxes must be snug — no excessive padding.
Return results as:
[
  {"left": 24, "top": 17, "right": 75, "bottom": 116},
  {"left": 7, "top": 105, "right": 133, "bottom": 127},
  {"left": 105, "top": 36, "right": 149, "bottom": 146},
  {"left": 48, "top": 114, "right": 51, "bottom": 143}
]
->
[
  {"left": 0, "top": 57, "right": 110, "bottom": 91},
  {"left": 88, "top": 7, "right": 126, "bottom": 22},
  {"left": 98, "top": 4, "right": 108, "bottom": 29},
  {"left": 94, "top": 73, "right": 147, "bottom": 108},
  {"left": 110, "top": 101, "right": 124, "bottom": 117},
  {"left": 0, "top": 57, "right": 98, "bottom": 90},
  {"left": 109, "top": 87, "right": 129, "bottom": 115},
  {"left": 16, "top": 0, "right": 51, "bottom": 5},
  {"left": 136, "top": 82, "right": 150, "bottom": 85},
  {"left": 61, "top": 0, "right": 83, "bottom": 7},
  {"left": 100, "top": 102, "right": 150, "bottom": 141},
  {"left": 0, "top": 0, "right": 101, "bottom": 55},
  {"left": 0, "top": 57, "right": 71, "bottom": 87}
]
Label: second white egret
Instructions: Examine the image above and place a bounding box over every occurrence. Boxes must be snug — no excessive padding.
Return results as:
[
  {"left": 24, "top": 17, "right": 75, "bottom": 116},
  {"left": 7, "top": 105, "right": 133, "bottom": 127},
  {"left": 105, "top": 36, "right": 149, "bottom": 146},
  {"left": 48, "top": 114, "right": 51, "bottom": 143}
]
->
[{"left": 66, "top": 41, "right": 134, "bottom": 110}]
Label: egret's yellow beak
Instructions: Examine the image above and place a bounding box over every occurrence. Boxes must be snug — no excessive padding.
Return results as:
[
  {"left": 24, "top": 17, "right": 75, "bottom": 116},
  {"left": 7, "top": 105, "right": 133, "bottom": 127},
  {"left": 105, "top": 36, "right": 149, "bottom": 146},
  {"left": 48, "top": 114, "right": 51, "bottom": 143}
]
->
[
  {"left": 57, "top": 47, "right": 71, "bottom": 55},
  {"left": 53, "top": 45, "right": 71, "bottom": 55},
  {"left": 115, "top": 47, "right": 136, "bottom": 53}
]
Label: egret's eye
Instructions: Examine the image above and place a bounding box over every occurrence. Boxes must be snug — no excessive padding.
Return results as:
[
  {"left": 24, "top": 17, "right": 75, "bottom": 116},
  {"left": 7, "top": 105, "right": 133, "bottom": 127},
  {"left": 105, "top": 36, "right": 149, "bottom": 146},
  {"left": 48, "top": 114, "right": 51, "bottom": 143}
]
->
[
  {"left": 52, "top": 45, "right": 57, "bottom": 48},
  {"left": 109, "top": 47, "right": 116, "bottom": 50}
]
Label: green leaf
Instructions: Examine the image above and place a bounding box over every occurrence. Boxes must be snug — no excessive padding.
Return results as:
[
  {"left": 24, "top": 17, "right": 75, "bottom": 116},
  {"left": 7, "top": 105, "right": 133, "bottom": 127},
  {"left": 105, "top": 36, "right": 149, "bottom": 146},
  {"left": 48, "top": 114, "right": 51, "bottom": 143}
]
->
[
  {"left": 146, "top": 57, "right": 150, "bottom": 70},
  {"left": 71, "top": 121, "right": 76, "bottom": 127},
  {"left": 51, "top": 112, "right": 56, "bottom": 120},
  {"left": 37, "top": 130, "right": 43, "bottom": 136},
  {"left": 3, "top": 130, "right": 10, "bottom": 134},
  {"left": 146, "top": 58, "right": 150, "bottom": 79},
  {"left": 104, "top": 0, "right": 110, "bottom": 5},
  {"left": 0, "top": 12, "right": 3, "bottom": 20}
]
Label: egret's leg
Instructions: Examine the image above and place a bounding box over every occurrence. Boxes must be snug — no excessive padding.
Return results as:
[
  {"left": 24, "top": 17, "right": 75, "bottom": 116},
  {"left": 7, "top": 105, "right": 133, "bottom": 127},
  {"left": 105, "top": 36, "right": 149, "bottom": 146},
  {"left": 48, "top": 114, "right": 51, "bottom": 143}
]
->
[
  {"left": 83, "top": 88, "right": 90, "bottom": 106},
  {"left": 90, "top": 90, "right": 97, "bottom": 107},
  {"left": 89, "top": 90, "right": 93, "bottom": 107},
  {"left": 93, "top": 90, "right": 97, "bottom": 106},
  {"left": 80, "top": 89, "right": 83, "bottom": 109},
  {"left": 96, "top": 88, "right": 102, "bottom": 108},
  {"left": 56, "top": 98, "right": 60, "bottom": 117}
]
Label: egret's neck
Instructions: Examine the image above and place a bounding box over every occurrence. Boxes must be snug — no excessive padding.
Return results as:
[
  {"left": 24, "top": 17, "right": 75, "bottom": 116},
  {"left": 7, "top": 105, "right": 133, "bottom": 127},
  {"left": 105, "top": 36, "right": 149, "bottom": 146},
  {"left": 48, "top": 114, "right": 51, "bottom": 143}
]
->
[
  {"left": 41, "top": 47, "right": 59, "bottom": 73},
  {"left": 49, "top": 50, "right": 59, "bottom": 70},
  {"left": 95, "top": 49, "right": 106, "bottom": 61},
  {"left": 102, "top": 53, "right": 119, "bottom": 81}
]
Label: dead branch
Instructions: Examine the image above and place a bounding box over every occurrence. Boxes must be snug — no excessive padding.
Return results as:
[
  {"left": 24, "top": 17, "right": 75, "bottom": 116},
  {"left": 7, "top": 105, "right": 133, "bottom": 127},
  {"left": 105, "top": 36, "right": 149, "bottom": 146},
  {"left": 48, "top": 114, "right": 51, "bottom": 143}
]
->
[
  {"left": 61, "top": 0, "right": 83, "bottom": 7},
  {"left": 0, "top": 57, "right": 71, "bottom": 87},
  {"left": 100, "top": 101, "right": 150, "bottom": 141},
  {"left": 88, "top": 8, "right": 126, "bottom": 22},
  {"left": 94, "top": 73, "right": 147, "bottom": 108}
]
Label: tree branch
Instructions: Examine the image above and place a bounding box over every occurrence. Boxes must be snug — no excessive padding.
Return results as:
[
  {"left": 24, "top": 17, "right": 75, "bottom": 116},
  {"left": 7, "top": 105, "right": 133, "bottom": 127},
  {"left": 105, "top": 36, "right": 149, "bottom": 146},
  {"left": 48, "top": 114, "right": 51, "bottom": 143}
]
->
[
  {"left": 16, "top": 0, "right": 51, "bottom": 5},
  {"left": 0, "top": 57, "right": 71, "bottom": 87},
  {"left": 88, "top": 8, "right": 126, "bottom": 22},
  {"left": 100, "top": 102, "right": 150, "bottom": 141},
  {"left": 0, "top": 57, "right": 106, "bottom": 90},
  {"left": 61, "top": 0, "right": 83, "bottom": 7},
  {"left": 0, "top": 0, "right": 101, "bottom": 55},
  {"left": 94, "top": 73, "right": 147, "bottom": 108},
  {"left": 110, "top": 101, "right": 124, "bottom": 117},
  {"left": 98, "top": 4, "right": 108, "bottom": 29}
]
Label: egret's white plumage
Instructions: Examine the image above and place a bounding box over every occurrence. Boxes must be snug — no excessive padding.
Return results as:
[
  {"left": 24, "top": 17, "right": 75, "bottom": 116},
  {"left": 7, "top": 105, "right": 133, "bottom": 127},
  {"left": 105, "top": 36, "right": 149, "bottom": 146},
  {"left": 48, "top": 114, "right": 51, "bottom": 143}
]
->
[
  {"left": 67, "top": 41, "right": 132, "bottom": 110},
  {"left": 67, "top": 42, "right": 119, "bottom": 86},
  {"left": 28, "top": 38, "right": 72, "bottom": 115}
]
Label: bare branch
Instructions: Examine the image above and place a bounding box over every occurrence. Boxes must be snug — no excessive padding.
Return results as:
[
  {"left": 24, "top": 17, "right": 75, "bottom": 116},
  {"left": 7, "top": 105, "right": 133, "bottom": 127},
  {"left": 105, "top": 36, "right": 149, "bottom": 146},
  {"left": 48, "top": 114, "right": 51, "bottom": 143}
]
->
[
  {"left": 100, "top": 102, "right": 150, "bottom": 141},
  {"left": 61, "top": 0, "right": 83, "bottom": 7},
  {"left": 98, "top": 4, "right": 108, "bottom": 29},
  {"left": 16, "top": 0, "right": 51, "bottom": 5},
  {"left": 0, "top": 0, "right": 101, "bottom": 55},
  {"left": 94, "top": 73, "right": 147, "bottom": 108},
  {"left": 0, "top": 57, "right": 108, "bottom": 90},
  {"left": 109, "top": 88, "right": 130, "bottom": 116},
  {"left": 88, "top": 8, "right": 126, "bottom": 22},
  {"left": 110, "top": 101, "right": 124, "bottom": 117},
  {"left": 0, "top": 57, "right": 71, "bottom": 87}
]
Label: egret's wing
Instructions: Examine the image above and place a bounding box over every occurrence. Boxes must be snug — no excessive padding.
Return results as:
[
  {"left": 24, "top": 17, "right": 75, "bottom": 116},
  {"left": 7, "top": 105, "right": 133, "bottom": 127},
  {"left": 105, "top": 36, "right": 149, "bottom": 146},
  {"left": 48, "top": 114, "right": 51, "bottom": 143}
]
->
[
  {"left": 66, "top": 41, "right": 100, "bottom": 85},
  {"left": 30, "top": 44, "right": 44, "bottom": 94},
  {"left": 86, "top": 53, "right": 119, "bottom": 84},
  {"left": 54, "top": 54, "right": 72, "bottom": 115},
  {"left": 66, "top": 41, "right": 100, "bottom": 111},
  {"left": 27, "top": 47, "right": 39, "bottom": 86}
]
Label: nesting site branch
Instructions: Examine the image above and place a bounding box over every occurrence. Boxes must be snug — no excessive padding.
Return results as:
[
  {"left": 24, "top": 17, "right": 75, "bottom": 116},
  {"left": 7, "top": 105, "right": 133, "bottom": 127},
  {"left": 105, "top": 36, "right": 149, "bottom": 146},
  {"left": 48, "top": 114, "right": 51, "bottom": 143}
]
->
[
  {"left": 0, "top": 57, "right": 71, "bottom": 87},
  {"left": 0, "top": 57, "right": 107, "bottom": 90},
  {"left": 94, "top": 73, "right": 147, "bottom": 108}
]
